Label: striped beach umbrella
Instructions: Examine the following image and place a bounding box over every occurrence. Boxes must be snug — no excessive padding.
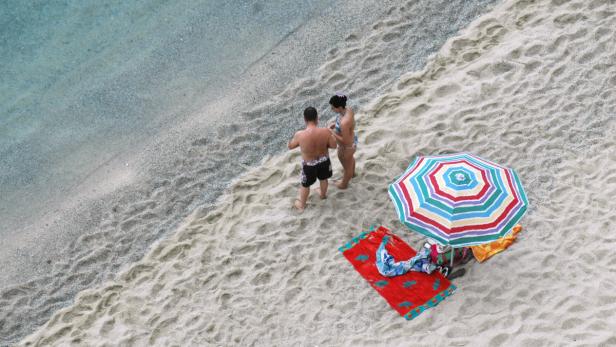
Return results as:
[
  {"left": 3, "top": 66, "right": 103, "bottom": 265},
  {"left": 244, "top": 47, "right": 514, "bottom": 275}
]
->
[{"left": 389, "top": 153, "right": 528, "bottom": 248}]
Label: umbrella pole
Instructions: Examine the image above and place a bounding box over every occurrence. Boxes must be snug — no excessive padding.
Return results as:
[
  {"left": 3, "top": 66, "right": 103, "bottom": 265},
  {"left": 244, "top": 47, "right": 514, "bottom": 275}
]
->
[{"left": 450, "top": 247, "right": 454, "bottom": 267}]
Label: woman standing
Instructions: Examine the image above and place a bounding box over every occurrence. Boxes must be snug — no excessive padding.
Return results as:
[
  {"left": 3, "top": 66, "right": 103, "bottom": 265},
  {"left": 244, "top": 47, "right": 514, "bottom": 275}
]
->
[{"left": 329, "top": 94, "right": 357, "bottom": 189}]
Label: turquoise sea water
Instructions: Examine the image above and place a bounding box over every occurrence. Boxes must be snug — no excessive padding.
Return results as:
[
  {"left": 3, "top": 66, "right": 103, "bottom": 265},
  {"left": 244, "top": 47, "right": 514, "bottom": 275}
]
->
[{"left": 0, "top": 0, "right": 334, "bottom": 236}]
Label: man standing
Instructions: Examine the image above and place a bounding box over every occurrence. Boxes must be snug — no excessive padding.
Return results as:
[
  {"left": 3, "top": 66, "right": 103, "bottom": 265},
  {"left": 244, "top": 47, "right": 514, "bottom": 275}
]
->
[{"left": 288, "top": 107, "right": 337, "bottom": 212}]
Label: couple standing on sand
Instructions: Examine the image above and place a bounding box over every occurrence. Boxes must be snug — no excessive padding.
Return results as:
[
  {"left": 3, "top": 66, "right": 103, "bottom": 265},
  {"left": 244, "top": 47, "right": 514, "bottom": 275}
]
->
[{"left": 288, "top": 94, "right": 357, "bottom": 212}]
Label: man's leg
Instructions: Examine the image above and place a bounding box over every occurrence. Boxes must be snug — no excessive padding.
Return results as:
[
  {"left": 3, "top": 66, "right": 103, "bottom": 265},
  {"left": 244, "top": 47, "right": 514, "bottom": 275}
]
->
[
  {"left": 318, "top": 179, "right": 328, "bottom": 199},
  {"left": 315, "top": 158, "right": 332, "bottom": 199},
  {"left": 294, "top": 186, "right": 310, "bottom": 211}
]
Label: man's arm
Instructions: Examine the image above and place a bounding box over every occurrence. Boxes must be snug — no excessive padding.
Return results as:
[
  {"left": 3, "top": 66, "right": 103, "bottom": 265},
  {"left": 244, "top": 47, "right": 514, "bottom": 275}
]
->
[
  {"left": 328, "top": 131, "right": 337, "bottom": 149},
  {"left": 288, "top": 131, "right": 300, "bottom": 150}
]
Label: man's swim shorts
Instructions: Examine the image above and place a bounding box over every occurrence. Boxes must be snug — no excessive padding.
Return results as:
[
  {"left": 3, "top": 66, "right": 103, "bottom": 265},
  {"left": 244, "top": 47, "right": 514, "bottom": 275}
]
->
[{"left": 300, "top": 156, "right": 332, "bottom": 187}]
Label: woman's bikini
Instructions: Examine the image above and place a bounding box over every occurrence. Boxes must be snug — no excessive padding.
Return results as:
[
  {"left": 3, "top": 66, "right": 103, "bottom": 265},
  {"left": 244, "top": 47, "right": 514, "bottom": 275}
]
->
[{"left": 335, "top": 111, "right": 358, "bottom": 151}]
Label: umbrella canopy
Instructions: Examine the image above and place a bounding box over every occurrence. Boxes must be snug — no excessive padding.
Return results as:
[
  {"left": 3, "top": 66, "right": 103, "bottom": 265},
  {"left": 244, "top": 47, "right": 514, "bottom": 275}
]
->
[{"left": 389, "top": 153, "right": 528, "bottom": 247}]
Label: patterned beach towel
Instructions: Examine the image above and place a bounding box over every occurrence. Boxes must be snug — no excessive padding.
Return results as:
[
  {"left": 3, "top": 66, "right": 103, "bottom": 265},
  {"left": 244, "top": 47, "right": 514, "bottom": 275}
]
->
[{"left": 339, "top": 226, "right": 456, "bottom": 320}]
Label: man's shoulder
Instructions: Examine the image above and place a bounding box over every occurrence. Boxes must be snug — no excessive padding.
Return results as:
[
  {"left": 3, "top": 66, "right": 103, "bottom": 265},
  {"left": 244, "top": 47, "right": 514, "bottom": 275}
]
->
[{"left": 317, "top": 127, "right": 332, "bottom": 136}]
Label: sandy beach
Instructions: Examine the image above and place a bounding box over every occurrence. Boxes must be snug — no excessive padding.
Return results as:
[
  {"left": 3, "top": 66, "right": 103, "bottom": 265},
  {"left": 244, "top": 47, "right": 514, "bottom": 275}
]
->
[
  {"left": 1, "top": 0, "right": 501, "bottom": 344},
  {"left": 9, "top": 0, "right": 616, "bottom": 345}
]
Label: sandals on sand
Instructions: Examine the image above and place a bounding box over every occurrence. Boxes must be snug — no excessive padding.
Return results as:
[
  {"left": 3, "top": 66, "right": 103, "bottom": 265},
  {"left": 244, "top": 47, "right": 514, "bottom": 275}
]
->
[{"left": 437, "top": 265, "right": 451, "bottom": 278}]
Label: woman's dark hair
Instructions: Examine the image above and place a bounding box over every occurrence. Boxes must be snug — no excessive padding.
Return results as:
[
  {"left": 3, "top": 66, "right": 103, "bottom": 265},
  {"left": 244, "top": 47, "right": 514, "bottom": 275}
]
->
[
  {"left": 329, "top": 94, "right": 347, "bottom": 108},
  {"left": 304, "top": 106, "right": 318, "bottom": 122}
]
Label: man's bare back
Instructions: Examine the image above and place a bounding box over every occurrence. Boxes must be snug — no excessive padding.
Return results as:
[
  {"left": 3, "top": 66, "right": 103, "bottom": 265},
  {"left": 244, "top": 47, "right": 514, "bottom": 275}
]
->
[{"left": 293, "top": 127, "right": 337, "bottom": 161}]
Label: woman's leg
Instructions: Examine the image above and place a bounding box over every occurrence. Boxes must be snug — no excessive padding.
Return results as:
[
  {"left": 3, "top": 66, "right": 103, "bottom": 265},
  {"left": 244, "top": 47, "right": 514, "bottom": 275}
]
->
[
  {"left": 337, "top": 146, "right": 345, "bottom": 168},
  {"left": 335, "top": 146, "right": 346, "bottom": 189},
  {"left": 337, "top": 147, "right": 355, "bottom": 189}
]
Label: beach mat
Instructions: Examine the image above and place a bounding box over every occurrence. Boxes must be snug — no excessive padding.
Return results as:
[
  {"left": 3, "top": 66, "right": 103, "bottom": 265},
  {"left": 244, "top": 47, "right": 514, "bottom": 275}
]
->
[{"left": 339, "top": 226, "right": 456, "bottom": 320}]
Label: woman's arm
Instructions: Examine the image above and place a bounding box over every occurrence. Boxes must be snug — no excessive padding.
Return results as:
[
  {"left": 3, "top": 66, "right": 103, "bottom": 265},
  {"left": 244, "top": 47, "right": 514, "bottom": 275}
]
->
[{"left": 330, "top": 129, "right": 344, "bottom": 143}]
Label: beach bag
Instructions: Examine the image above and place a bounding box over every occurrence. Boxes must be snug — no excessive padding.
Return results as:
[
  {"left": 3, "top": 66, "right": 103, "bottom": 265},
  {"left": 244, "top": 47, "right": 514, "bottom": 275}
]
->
[{"left": 424, "top": 240, "right": 470, "bottom": 266}]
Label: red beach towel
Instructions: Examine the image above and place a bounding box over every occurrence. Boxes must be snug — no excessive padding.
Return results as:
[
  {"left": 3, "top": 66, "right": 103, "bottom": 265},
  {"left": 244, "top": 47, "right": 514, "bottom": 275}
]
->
[{"left": 339, "top": 226, "right": 456, "bottom": 320}]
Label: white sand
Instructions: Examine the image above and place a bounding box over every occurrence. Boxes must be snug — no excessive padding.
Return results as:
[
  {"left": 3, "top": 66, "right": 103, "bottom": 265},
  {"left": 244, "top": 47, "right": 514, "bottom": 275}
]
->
[{"left": 19, "top": 0, "right": 616, "bottom": 345}]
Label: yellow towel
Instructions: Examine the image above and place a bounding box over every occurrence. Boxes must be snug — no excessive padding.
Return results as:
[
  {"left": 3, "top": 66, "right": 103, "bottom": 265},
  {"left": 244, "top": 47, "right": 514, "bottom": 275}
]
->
[{"left": 471, "top": 225, "right": 522, "bottom": 263}]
